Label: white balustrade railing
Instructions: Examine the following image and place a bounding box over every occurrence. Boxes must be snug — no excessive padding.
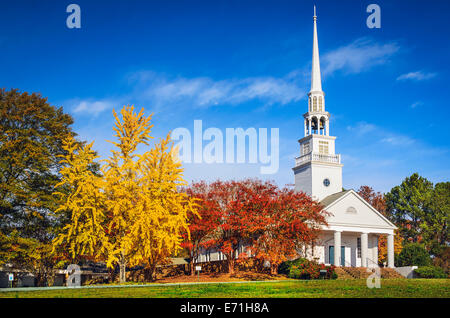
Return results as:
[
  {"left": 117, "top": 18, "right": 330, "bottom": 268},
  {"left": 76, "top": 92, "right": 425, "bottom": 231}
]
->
[{"left": 295, "top": 152, "right": 340, "bottom": 166}]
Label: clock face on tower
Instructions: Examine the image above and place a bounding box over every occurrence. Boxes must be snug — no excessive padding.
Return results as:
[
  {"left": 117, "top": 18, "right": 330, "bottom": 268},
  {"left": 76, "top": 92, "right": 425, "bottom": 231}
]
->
[{"left": 323, "top": 178, "right": 330, "bottom": 187}]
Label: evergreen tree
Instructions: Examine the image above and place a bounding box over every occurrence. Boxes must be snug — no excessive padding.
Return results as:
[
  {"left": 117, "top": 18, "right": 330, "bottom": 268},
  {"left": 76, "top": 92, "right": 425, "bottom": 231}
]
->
[
  {"left": 426, "top": 182, "right": 449, "bottom": 255},
  {"left": 385, "top": 173, "right": 433, "bottom": 244}
]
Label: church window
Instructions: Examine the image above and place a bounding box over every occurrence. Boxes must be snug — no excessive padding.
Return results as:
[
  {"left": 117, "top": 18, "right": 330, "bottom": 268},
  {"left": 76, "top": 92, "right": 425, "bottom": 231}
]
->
[
  {"left": 319, "top": 97, "right": 323, "bottom": 111},
  {"left": 319, "top": 141, "right": 329, "bottom": 154},
  {"left": 346, "top": 206, "right": 357, "bottom": 214},
  {"left": 309, "top": 97, "right": 311, "bottom": 112},
  {"left": 303, "top": 143, "right": 310, "bottom": 155},
  {"left": 313, "top": 96, "right": 317, "bottom": 112}
]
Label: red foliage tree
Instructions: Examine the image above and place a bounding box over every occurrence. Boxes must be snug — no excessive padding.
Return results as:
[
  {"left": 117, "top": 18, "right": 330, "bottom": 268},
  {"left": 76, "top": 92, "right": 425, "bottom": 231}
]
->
[
  {"left": 185, "top": 179, "right": 328, "bottom": 275},
  {"left": 357, "top": 185, "right": 386, "bottom": 215},
  {"left": 252, "top": 188, "right": 328, "bottom": 274},
  {"left": 182, "top": 181, "right": 222, "bottom": 276},
  {"left": 204, "top": 179, "right": 269, "bottom": 275}
]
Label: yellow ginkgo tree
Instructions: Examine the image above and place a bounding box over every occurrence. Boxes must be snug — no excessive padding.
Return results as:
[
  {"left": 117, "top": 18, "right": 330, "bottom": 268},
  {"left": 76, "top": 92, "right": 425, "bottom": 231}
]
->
[
  {"left": 102, "top": 105, "right": 197, "bottom": 282},
  {"left": 102, "top": 106, "right": 154, "bottom": 283},
  {"left": 124, "top": 133, "right": 198, "bottom": 281},
  {"left": 53, "top": 105, "right": 197, "bottom": 283},
  {"left": 52, "top": 136, "right": 107, "bottom": 262}
]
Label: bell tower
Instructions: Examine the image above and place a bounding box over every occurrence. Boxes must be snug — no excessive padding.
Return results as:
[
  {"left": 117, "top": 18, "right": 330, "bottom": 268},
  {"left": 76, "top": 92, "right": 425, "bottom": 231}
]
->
[{"left": 293, "top": 7, "right": 343, "bottom": 201}]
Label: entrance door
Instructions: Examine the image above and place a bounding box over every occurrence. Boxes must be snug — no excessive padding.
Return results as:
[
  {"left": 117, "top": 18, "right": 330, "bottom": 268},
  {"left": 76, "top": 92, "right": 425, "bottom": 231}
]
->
[{"left": 329, "top": 246, "right": 345, "bottom": 266}]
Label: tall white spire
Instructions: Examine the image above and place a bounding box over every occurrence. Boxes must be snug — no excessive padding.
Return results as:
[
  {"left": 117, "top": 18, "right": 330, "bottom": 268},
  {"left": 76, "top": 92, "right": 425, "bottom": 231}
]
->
[
  {"left": 294, "top": 7, "right": 343, "bottom": 202},
  {"left": 311, "top": 5, "right": 322, "bottom": 92}
]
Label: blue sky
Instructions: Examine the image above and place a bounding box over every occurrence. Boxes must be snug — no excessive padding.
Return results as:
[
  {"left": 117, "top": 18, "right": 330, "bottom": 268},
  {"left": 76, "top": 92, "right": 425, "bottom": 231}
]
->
[{"left": 1, "top": 0, "right": 449, "bottom": 193}]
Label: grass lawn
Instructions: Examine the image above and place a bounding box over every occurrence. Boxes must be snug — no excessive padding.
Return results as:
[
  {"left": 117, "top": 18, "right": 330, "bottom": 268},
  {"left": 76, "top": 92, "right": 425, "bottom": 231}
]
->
[{"left": 0, "top": 279, "right": 449, "bottom": 298}]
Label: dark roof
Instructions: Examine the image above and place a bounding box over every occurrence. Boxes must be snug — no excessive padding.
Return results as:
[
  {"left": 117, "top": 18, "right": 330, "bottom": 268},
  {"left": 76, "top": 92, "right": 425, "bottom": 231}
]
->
[{"left": 320, "top": 190, "right": 351, "bottom": 207}]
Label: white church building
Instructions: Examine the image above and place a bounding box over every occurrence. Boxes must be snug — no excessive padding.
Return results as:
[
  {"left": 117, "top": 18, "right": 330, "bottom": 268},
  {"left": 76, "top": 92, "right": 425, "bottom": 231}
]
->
[
  {"left": 293, "top": 9, "right": 397, "bottom": 268},
  {"left": 196, "top": 9, "right": 397, "bottom": 269}
]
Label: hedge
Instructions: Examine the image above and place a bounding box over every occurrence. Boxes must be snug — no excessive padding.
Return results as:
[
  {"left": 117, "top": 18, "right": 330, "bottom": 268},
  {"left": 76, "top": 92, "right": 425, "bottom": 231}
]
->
[
  {"left": 414, "top": 266, "right": 447, "bottom": 279},
  {"left": 278, "top": 258, "right": 337, "bottom": 280}
]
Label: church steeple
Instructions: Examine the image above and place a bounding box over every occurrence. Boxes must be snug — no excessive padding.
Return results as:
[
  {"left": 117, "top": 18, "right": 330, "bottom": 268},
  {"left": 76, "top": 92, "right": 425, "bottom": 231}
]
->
[
  {"left": 304, "top": 6, "right": 328, "bottom": 137},
  {"left": 311, "top": 5, "right": 322, "bottom": 92},
  {"left": 294, "top": 6, "right": 343, "bottom": 202}
]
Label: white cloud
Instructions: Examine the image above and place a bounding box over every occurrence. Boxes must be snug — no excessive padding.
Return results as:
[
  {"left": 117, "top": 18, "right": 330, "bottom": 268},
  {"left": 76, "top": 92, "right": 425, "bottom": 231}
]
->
[
  {"left": 66, "top": 37, "right": 401, "bottom": 115},
  {"left": 322, "top": 38, "right": 400, "bottom": 76},
  {"left": 71, "top": 99, "right": 116, "bottom": 116},
  {"left": 380, "top": 135, "right": 415, "bottom": 146},
  {"left": 397, "top": 71, "right": 437, "bottom": 81},
  {"left": 346, "top": 122, "right": 421, "bottom": 148},
  {"left": 141, "top": 74, "right": 306, "bottom": 109}
]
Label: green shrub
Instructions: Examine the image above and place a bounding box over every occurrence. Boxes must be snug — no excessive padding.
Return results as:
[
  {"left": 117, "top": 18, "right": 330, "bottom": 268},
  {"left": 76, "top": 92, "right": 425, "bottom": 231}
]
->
[
  {"left": 278, "top": 258, "right": 336, "bottom": 280},
  {"left": 278, "top": 258, "right": 309, "bottom": 275},
  {"left": 396, "top": 243, "right": 431, "bottom": 267},
  {"left": 414, "top": 266, "right": 447, "bottom": 278}
]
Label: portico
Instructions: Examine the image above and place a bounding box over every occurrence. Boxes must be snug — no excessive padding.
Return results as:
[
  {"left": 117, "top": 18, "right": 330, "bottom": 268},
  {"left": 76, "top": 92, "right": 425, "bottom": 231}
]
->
[
  {"left": 303, "top": 190, "right": 397, "bottom": 268},
  {"left": 317, "top": 229, "right": 395, "bottom": 268}
]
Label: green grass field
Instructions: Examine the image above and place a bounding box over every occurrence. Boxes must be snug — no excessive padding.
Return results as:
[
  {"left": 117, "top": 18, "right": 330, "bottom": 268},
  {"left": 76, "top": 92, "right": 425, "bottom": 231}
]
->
[{"left": 0, "top": 279, "right": 449, "bottom": 298}]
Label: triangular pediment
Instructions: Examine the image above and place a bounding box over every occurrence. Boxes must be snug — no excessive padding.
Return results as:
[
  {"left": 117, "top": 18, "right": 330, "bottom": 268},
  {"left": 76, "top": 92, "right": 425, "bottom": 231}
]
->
[{"left": 321, "top": 190, "right": 397, "bottom": 229}]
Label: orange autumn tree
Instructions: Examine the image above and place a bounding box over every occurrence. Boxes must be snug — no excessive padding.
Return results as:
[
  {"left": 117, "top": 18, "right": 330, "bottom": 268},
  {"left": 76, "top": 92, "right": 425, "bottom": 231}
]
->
[
  {"left": 187, "top": 179, "right": 328, "bottom": 275},
  {"left": 183, "top": 181, "right": 220, "bottom": 276},
  {"left": 253, "top": 188, "right": 328, "bottom": 275},
  {"left": 357, "top": 185, "right": 403, "bottom": 265}
]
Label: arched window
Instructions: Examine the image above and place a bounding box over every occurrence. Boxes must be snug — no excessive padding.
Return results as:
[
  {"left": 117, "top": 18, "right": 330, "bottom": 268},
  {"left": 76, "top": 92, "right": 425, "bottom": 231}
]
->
[
  {"left": 346, "top": 207, "right": 357, "bottom": 214},
  {"left": 314, "top": 117, "right": 320, "bottom": 133},
  {"left": 313, "top": 96, "right": 317, "bottom": 112},
  {"left": 308, "top": 97, "right": 311, "bottom": 112},
  {"left": 319, "top": 97, "right": 323, "bottom": 111}
]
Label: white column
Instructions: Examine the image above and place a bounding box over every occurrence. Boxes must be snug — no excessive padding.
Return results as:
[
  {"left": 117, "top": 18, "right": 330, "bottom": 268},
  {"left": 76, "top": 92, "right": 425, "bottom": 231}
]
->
[
  {"left": 308, "top": 118, "right": 312, "bottom": 136},
  {"left": 326, "top": 119, "right": 329, "bottom": 136},
  {"left": 372, "top": 235, "right": 378, "bottom": 267},
  {"left": 334, "top": 231, "right": 341, "bottom": 267},
  {"left": 387, "top": 234, "right": 395, "bottom": 268},
  {"left": 304, "top": 119, "right": 307, "bottom": 136},
  {"left": 361, "top": 232, "right": 368, "bottom": 267}
]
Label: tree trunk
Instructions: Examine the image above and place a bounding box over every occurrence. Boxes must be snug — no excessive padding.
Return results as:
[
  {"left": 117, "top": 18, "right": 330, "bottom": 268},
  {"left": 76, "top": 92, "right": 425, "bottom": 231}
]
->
[
  {"left": 144, "top": 258, "right": 158, "bottom": 282},
  {"left": 270, "top": 263, "right": 277, "bottom": 276},
  {"left": 47, "top": 269, "right": 56, "bottom": 287},
  {"left": 119, "top": 252, "right": 127, "bottom": 283},
  {"left": 191, "top": 242, "right": 199, "bottom": 276},
  {"left": 228, "top": 258, "right": 235, "bottom": 275},
  {"left": 190, "top": 260, "right": 195, "bottom": 276},
  {"left": 108, "top": 267, "right": 116, "bottom": 283}
]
